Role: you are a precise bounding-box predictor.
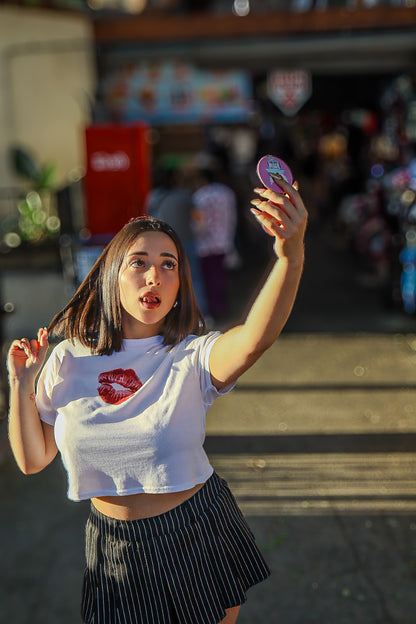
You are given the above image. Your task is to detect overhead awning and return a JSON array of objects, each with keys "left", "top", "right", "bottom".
[
  {"left": 97, "top": 30, "right": 416, "bottom": 74},
  {"left": 93, "top": 6, "right": 416, "bottom": 73}
]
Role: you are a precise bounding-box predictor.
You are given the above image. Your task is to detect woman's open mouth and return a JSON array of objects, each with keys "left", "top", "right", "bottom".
[
  {"left": 98, "top": 368, "right": 142, "bottom": 404},
  {"left": 140, "top": 293, "right": 161, "bottom": 309}
]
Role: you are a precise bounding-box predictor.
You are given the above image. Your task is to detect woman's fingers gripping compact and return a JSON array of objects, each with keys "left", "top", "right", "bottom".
[
  {"left": 250, "top": 173, "right": 308, "bottom": 258},
  {"left": 250, "top": 198, "right": 288, "bottom": 237},
  {"left": 251, "top": 178, "right": 305, "bottom": 233}
]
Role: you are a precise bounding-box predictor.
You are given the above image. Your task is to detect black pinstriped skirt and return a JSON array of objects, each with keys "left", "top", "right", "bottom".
[{"left": 81, "top": 472, "right": 270, "bottom": 624}]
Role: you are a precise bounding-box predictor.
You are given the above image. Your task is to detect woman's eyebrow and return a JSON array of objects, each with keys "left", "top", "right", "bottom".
[
  {"left": 161, "top": 252, "right": 178, "bottom": 261},
  {"left": 127, "top": 250, "right": 178, "bottom": 261}
]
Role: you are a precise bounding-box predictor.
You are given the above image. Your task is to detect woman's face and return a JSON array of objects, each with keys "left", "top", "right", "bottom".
[{"left": 118, "top": 231, "right": 180, "bottom": 339}]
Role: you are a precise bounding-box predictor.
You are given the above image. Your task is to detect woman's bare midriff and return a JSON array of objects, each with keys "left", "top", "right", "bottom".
[{"left": 91, "top": 482, "right": 205, "bottom": 520}]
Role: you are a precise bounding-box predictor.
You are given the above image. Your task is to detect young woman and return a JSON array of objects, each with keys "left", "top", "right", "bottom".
[{"left": 7, "top": 172, "right": 307, "bottom": 624}]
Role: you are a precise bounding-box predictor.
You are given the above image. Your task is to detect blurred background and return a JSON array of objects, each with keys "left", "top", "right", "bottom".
[
  {"left": 1, "top": 0, "right": 416, "bottom": 342},
  {"left": 1, "top": 2, "right": 416, "bottom": 623}
]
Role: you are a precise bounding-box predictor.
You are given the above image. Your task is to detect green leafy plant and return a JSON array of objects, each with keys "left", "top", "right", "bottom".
[{"left": 2, "top": 146, "right": 60, "bottom": 248}]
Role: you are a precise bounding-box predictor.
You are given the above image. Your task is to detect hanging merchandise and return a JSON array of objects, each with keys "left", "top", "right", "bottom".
[
  {"left": 267, "top": 69, "right": 312, "bottom": 117},
  {"left": 400, "top": 230, "right": 416, "bottom": 314},
  {"left": 407, "top": 101, "right": 416, "bottom": 141},
  {"left": 380, "top": 74, "right": 416, "bottom": 165},
  {"left": 338, "top": 187, "right": 393, "bottom": 287},
  {"left": 388, "top": 162, "right": 416, "bottom": 313},
  {"left": 335, "top": 74, "right": 416, "bottom": 314}
]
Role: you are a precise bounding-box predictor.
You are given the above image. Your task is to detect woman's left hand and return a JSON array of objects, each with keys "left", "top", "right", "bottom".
[{"left": 250, "top": 173, "right": 308, "bottom": 262}]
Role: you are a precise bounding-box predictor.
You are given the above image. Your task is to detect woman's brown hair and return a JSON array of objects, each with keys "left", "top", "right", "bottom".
[{"left": 48, "top": 217, "right": 206, "bottom": 354}]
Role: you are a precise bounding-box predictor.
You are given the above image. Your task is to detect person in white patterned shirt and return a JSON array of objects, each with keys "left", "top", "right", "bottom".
[{"left": 192, "top": 167, "right": 237, "bottom": 320}]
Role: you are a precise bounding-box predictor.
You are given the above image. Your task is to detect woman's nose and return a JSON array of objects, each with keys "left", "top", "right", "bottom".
[{"left": 145, "top": 266, "right": 161, "bottom": 285}]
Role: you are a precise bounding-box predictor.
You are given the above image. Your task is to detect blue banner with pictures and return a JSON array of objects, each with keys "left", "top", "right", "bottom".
[{"left": 100, "top": 60, "right": 253, "bottom": 124}]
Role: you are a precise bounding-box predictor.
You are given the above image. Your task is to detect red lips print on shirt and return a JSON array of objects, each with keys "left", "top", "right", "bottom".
[{"left": 98, "top": 368, "right": 142, "bottom": 405}]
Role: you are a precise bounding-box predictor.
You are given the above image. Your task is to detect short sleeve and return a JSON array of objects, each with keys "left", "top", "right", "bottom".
[
  {"left": 187, "top": 331, "right": 235, "bottom": 407},
  {"left": 36, "top": 346, "right": 61, "bottom": 426}
]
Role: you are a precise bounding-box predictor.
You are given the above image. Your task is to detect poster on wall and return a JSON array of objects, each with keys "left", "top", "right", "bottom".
[
  {"left": 267, "top": 69, "right": 312, "bottom": 116},
  {"left": 100, "top": 60, "right": 253, "bottom": 124}
]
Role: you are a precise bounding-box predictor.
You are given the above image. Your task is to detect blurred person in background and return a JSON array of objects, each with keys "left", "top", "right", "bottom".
[{"left": 192, "top": 166, "right": 238, "bottom": 321}]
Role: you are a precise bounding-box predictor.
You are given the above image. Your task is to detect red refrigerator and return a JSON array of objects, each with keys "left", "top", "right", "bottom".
[{"left": 84, "top": 123, "right": 151, "bottom": 239}]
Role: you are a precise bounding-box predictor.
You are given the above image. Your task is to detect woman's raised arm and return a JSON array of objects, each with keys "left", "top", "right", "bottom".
[
  {"left": 7, "top": 327, "right": 57, "bottom": 474},
  {"left": 209, "top": 174, "right": 307, "bottom": 391}
]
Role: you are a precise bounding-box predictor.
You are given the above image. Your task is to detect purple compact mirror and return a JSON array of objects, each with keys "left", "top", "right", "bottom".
[{"left": 257, "top": 155, "right": 293, "bottom": 193}]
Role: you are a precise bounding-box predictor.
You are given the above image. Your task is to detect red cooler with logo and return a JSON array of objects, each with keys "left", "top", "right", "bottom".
[{"left": 84, "top": 123, "right": 151, "bottom": 238}]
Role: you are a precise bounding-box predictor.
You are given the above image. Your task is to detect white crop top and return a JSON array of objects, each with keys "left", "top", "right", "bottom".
[{"left": 36, "top": 331, "right": 231, "bottom": 501}]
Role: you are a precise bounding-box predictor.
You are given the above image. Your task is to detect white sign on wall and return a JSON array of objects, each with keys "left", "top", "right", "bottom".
[{"left": 267, "top": 69, "right": 312, "bottom": 116}]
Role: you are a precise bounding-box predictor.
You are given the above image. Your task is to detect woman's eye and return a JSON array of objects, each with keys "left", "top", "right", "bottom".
[
  {"left": 131, "top": 259, "right": 145, "bottom": 268},
  {"left": 162, "top": 259, "right": 177, "bottom": 270}
]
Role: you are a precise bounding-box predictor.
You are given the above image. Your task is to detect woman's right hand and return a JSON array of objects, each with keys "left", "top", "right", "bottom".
[
  {"left": 7, "top": 327, "right": 57, "bottom": 474},
  {"left": 7, "top": 327, "right": 49, "bottom": 384}
]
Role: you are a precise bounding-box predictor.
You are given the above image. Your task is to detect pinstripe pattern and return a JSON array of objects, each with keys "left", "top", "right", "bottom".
[{"left": 81, "top": 472, "right": 270, "bottom": 624}]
